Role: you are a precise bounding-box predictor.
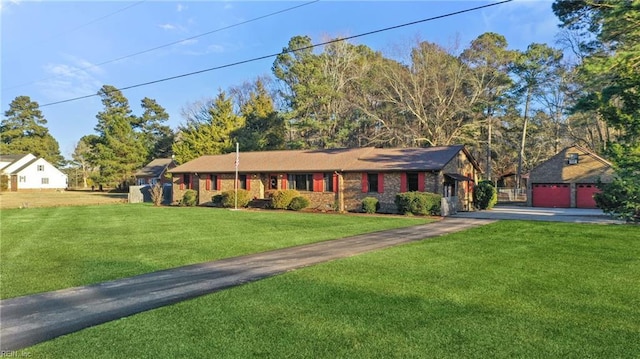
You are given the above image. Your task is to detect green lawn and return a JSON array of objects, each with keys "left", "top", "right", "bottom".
[
  {"left": 0, "top": 204, "right": 431, "bottom": 299},
  {"left": 26, "top": 221, "right": 640, "bottom": 358}
]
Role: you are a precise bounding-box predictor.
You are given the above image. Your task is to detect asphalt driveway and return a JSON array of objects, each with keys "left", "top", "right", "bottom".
[
  {"left": 452, "top": 205, "right": 624, "bottom": 224},
  {"left": 0, "top": 217, "right": 492, "bottom": 351}
]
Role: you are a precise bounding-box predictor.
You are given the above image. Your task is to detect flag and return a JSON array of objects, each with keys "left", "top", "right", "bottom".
[{"left": 234, "top": 143, "right": 239, "bottom": 169}]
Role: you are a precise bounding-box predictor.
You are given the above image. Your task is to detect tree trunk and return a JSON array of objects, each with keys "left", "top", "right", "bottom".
[{"left": 516, "top": 90, "right": 532, "bottom": 192}]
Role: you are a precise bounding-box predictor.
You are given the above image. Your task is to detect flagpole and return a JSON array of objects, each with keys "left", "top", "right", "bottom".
[{"left": 234, "top": 142, "right": 239, "bottom": 210}]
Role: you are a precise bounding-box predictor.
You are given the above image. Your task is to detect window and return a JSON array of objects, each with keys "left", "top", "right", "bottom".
[
  {"left": 407, "top": 172, "right": 419, "bottom": 192},
  {"left": 288, "top": 174, "right": 313, "bottom": 191},
  {"left": 183, "top": 174, "right": 191, "bottom": 190},
  {"left": 367, "top": 173, "right": 379, "bottom": 193},
  {"left": 324, "top": 173, "right": 334, "bottom": 192},
  {"left": 37, "top": 165, "right": 44, "bottom": 171},
  {"left": 568, "top": 153, "right": 579, "bottom": 165},
  {"left": 41, "top": 178, "right": 49, "bottom": 184},
  {"left": 238, "top": 174, "right": 247, "bottom": 190},
  {"left": 19, "top": 176, "right": 26, "bottom": 183},
  {"left": 206, "top": 174, "right": 218, "bottom": 191}
]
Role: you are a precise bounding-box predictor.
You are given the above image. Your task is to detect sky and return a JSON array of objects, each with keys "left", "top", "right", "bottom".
[{"left": 1, "top": 0, "right": 561, "bottom": 160}]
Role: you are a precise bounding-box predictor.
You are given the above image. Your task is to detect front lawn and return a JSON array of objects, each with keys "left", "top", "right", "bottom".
[
  {"left": 0, "top": 204, "right": 430, "bottom": 299},
  {"left": 27, "top": 221, "right": 640, "bottom": 358}
]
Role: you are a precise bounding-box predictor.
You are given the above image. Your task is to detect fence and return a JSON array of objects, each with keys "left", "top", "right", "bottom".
[{"left": 497, "top": 187, "right": 527, "bottom": 202}]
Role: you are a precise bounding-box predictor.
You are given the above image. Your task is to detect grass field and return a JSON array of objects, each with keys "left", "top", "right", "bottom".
[
  {"left": 0, "top": 204, "right": 431, "bottom": 299},
  {"left": 23, "top": 221, "right": 639, "bottom": 358},
  {"left": 0, "top": 190, "right": 127, "bottom": 209}
]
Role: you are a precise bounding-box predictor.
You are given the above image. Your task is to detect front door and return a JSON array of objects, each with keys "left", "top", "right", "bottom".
[
  {"left": 10, "top": 175, "right": 17, "bottom": 191},
  {"left": 269, "top": 175, "right": 278, "bottom": 190}
]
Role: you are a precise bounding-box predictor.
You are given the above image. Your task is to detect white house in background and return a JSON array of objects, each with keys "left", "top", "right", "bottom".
[{"left": 0, "top": 154, "right": 68, "bottom": 191}]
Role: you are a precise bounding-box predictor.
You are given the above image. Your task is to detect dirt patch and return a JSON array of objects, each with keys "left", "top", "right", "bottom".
[{"left": 0, "top": 190, "right": 128, "bottom": 209}]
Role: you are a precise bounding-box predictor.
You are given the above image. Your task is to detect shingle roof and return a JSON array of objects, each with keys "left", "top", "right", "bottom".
[
  {"left": 0, "top": 154, "right": 30, "bottom": 163},
  {"left": 170, "top": 146, "right": 474, "bottom": 174},
  {"left": 135, "top": 158, "right": 175, "bottom": 178}
]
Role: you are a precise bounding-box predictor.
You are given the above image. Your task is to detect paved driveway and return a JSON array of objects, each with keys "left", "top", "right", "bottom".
[
  {"left": 0, "top": 217, "right": 492, "bottom": 351},
  {"left": 452, "top": 205, "right": 624, "bottom": 224}
]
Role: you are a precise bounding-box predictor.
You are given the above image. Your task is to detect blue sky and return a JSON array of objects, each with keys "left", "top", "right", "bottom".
[{"left": 1, "top": 0, "right": 560, "bottom": 159}]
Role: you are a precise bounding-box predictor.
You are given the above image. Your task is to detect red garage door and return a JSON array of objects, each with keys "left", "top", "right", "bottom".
[
  {"left": 576, "top": 184, "right": 600, "bottom": 208},
  {"left": 532, "top": 183, "right": 571, "bottom": 208}
]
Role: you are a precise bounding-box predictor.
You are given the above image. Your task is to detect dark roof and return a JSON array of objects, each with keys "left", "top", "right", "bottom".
[
  {"left": 135, "top": 158, "right": 175, "bottom": 178},
  {"left": 170, "top": 145, "right": 478, "bottom": 174},
  {"left": 0, "top": 154, "right": 30, "bottom": 163},
  {"left": 13, "top": 158, "right": 40, "bottom": 173}
]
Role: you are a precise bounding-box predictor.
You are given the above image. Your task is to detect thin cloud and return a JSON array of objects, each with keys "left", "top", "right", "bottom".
[
  {"left": 39, "top": 59, "right": 103, "bottom": 101},
  {"left": 159, "top": 23, "right": 177, "bottom": 31},
  {"left": 177, "top": 3, "right": 185, "bottom": 12}
]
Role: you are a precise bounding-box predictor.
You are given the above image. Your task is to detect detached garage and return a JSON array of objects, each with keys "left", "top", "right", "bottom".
[{"left": 527, "top": 145, "right": 613, "bottom": 208}]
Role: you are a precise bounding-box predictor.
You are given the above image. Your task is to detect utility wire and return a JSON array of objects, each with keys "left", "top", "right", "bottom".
[
  {"left": 4, "top": 1, "right": 319, "bottom": 91},
  {"left": 35, "top": 1, "right": 147, "bottom": 46},
  {"left": 40, "top": 0, "right": 512, "bottom": 108}
]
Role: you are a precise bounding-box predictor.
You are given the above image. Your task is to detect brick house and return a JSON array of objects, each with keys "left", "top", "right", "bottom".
[
  {"left": 169, "top": 145, "right": 480, "bottom": 214},
  {"left": 527, "top": 144, "right": 614, "bottom": 208}
]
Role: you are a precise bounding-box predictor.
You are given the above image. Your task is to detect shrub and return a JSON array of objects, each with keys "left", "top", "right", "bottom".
[
  {"left": 181, "top": 189, "right": 198, "bottom": 207},
  {"left": 474, "top": 180, "right": 497, "bottom": 210},
  {"left": 395, "top": 192, "right": 442, "bottom": 216},
  {"left": 220, "top": 189, "right": 252, "bottom": 208},
  {"left": 362, "top": 197, "right": 380, "bottom": 214},
  {"left": 288, "top": 196, "right": 310, "bottom": 211},
  {"left": 271, "top": 189, "right": 300, "bottom": 209},
  {"left": 211, "top": 194, "right": 224, "bottom": 207},
  {"left": 150, "top": 183, "right": 164, "bottom": 206},
  {"left": 1, "top": 175, "right": 8, "bottom": 191}
]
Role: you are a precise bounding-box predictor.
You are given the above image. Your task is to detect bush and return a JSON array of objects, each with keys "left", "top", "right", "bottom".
[
  {"left": 474, "top": 180, "right": 497, "bottom": 210},
  {"left": 220, "top": 189, "right": 252, "bottom": 208},
  {"left": 362, "top": 197, "right": 380, "bottom": 214},
  {"left": 288, "top": 196, "right": 310, "bottom": 211},
  {"left": 181, "top": 189, "right": 198, "bottom": 207},
  {"left": 395, "top": 192, "right": 442, "bottom": 216},
  {"left": 150, "top": 183, "right": 164, "bottom": 206},
  {"left": 211, "top": 194, "right": 224, "bottom": 207},
  {"left": 1, "top": 175, "right": 8, "bottom": 191},
  {"left": 271, "top": 189, "right": 300, "bottom": 209}
]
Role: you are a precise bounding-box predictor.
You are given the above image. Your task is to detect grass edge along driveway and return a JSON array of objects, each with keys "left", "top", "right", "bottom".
[
  {"left": 25, "top": 220, "right": 640, "bottom": 358},
  {"left": 1, "top": 204, "right": 432, "bottom": 299}
]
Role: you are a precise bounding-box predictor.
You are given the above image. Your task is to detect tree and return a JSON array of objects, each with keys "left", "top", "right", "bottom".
[
  {"left": 91, "top": 85, "right": 146, "bottom": 189},
  {"left": 509, "top": 43, "right": 564, "bottom": 190},
  {"left": 553, "top": 0, "right": 640, "bottom": 221},
  {"left": 172, "top": 91, "right": 244, "bottom": 164},
  {"left": 460, "top": 32, "right": 514, "bottom": 182},
  {"left": 1, "top": 95, "right": 64, "bottom": 166},
  {"left": 233, "top": 79, "right": 286, "bottom": 151},
  {"left": 70, "top": 136, "right": 95, "bottom": 188},
  {"left": 138, "top": 97, "right": 174, "bottom": 160}
]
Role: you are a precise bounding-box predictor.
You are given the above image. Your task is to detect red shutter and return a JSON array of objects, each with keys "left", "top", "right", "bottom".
[
  {"left": 216, "top": 176, "right": 221, "bottom": 191},
  {"left": 281, "top": 176, "right": 287, "bottom": 189},
  {"left": 361, "top": 173, "right": 368, "bottom": 193},
  {"left": 418, "top": 172, "right": 425, "bottom": 192},
  {"left": 378, "top": 173, "right": 384, "bottom": 193},
  {"left": 400, "top": 173, "right": 407, "bottom": 193},
  {"left": 313, "top": 173, "right": 323, "bottom": 192},
  {"left": 246, "top": 175, "right": 251, "bottom": 191},
  {"left": 206, "top": 177, "right": 211, "bottom": 191},
  {"left": 333, "top": 173, "right": 338, "bottom": 193}
]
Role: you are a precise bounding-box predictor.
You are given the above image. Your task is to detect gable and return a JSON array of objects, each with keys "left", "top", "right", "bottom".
[{"left": 529, "top": 145, "right": 614, "bottom": 183}]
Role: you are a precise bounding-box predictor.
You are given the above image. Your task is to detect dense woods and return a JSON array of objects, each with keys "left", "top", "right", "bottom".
[{"left": 2, "top": 1, "right": 638, "bottom": 220}]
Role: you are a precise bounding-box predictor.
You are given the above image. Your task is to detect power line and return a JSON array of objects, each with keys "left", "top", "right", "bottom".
[
  {"left": 4, "top": 1, "right": 319, "bottom": 91},
  {"left": 40, "top": 0, "right": 513, "bottom": 108},
  {"left": 36, "top": 1, "right": 147, "bottom": 46}
]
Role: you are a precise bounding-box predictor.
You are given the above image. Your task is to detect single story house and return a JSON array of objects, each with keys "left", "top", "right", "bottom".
[
  {"left": 0, "top": 153, "right": 68, "bottom": 191},
  {"left": 134, "top": 158, "right": 176, "bottom": 186},
  {"left": 527, "top": 144, "right": 614, "bottom": 208},
  {"left": 169, "top": 145, "right": 480, "bottom": 214}
]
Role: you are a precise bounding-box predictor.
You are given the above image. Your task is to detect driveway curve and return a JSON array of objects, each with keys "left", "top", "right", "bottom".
[{"left": 0, "top": 217, "right": 492, "bottom": 351}]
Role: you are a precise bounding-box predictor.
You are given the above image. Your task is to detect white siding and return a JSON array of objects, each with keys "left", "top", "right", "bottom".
[{"left": 15, "top": 158, "right": 67, "bottom": 190}]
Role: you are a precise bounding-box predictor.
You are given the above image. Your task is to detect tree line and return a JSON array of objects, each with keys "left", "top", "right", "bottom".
[{"left": 1, "top": 1, "right": 637, "bottom": 220}]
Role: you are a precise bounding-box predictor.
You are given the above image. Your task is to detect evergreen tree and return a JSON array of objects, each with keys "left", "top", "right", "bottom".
[
  {"left": 233, "top": 80, "right": 286, "bottom": 151},
  {"left": 139, "top": 97, "right": 174, "bottom": 160},
  {"left": 1, "top": 95, "right": 64, "bottom": 166},
  {"left": 173, "top": 91, "right": 244, "bottom": 164},
  {"left": 91, "top": 85, "right": 146, "bottom": 189}
]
